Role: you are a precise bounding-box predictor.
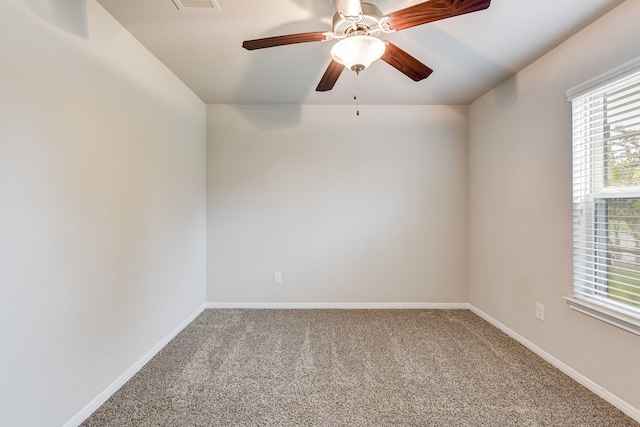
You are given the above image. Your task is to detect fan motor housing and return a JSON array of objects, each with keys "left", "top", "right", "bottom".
[{"left": 332, "top": 3, "right": 384, "bottom": 37}]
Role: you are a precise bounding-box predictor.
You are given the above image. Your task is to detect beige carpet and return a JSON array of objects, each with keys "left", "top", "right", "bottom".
[{"left": 82, "top": 309, "right": 638, "bottom": 426}]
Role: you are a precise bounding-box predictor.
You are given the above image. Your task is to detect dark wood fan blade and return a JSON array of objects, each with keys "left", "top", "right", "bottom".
[
  {"left": 316, "top": 60, "right": 345, "bottom": 92},
  {"left": 387, "top": 0, "right": 491, "bottom": 32},
  {"left": 381, "top": 42, "right": 433, "bottom": 81},
  {"left": 242, "top": 32, "right": 327, "bottom": 50},
  {"left": 333, "top": 0, "right": 362, "bottom": 19}
]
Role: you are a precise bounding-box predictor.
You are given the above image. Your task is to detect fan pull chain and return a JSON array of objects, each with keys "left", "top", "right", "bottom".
[{"left": 354, "top": 71, "right": 360, "bottom": 116}]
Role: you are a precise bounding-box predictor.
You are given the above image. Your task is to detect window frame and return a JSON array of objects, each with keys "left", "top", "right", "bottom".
[{"left": 566, "top": 56, "right": 640, "bottom": 335}]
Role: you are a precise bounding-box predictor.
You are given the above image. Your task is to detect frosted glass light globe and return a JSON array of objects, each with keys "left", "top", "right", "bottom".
[{"left": 331, "top": 36, "right": 386, "bottom": 72}]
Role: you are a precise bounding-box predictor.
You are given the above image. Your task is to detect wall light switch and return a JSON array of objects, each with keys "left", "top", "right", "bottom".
[
  {"left": 536, "top": 303, "right": 545, "bottom": 321},
  {"left": 274, "top": 272, "right": 282, "bottom": 284}
]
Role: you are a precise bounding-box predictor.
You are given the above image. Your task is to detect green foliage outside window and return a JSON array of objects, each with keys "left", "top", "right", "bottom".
[{"left": 604, "top": 126, "right": 640, "bottom": 306}]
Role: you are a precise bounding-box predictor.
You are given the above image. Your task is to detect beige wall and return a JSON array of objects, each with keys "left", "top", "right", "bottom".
[
  {"left": 468, "top": 0, "right": 640, "bottom": 412},
  {"left": 0, "top": 1, "right": 206, "bottom": 426},
  {"left": 207, "top": 104, "right": 467, "bottom": 304}
]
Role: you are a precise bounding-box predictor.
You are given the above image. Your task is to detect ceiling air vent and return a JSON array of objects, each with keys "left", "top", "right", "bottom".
[{"left": 172, "top": 0, "right": 220, "bottom": 10}]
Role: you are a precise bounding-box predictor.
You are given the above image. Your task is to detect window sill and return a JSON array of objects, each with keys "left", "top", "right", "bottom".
[{"left": 564, "top": 297, "right": 640, "bottom": 336}]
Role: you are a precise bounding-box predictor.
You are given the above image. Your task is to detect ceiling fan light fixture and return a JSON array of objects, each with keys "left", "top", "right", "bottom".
[{"left": 330, "top": 35, "right": 385, "bottom": 73}]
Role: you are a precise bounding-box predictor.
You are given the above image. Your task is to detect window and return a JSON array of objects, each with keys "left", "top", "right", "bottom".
[{"left": 567, "top": 57, "right": 640, "bottom": 334}]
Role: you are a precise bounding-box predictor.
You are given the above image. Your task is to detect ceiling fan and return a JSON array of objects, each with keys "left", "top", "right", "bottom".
[{"left": 242, "top": 0, "right": 491, "bottom": 92}]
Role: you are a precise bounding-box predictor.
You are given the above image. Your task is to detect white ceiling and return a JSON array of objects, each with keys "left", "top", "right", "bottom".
[{"left": 96, "top": 0, "right": 625, "bottom": 105}]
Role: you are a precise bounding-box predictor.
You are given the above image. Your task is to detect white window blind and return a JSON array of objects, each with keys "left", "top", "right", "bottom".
[{"left": 569, "top": 60, "right": 640, "bottom": 329}]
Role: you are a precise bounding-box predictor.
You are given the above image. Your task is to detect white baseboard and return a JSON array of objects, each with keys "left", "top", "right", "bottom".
[
  {"left": 64, "top": 303, "right": 207, "bottom": 427},
  {"left": 206, "top": 302, "right": 471, "bottom": 309},
  {"left": 469, "top": 306, "right": 640, "bottom": 423}
]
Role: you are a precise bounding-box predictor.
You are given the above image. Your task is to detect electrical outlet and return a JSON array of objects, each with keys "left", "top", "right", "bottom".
[
  {"left": 536, "top": 303, "right": 545, "bottom": 321},
  {"left": 274, "top": 272, "right": 282, "bottom": 284}
]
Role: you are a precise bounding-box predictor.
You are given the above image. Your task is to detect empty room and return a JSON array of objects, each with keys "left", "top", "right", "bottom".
[{"left": 2, "top": 0, "right": 640, "bottom": 425}]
